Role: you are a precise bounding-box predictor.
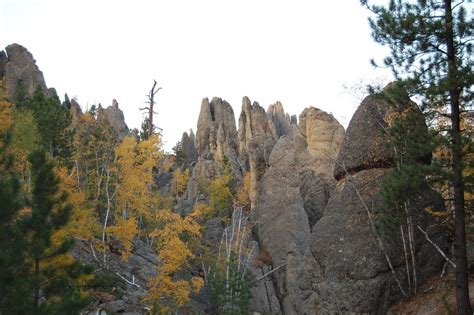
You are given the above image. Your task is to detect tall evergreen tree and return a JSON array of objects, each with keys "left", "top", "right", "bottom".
[
  {"left": 0, "top": 157, "right": 32, "bottom": 313},
  {"left": 361, "top": 0, "right": 473, "bottom": 312},
  {"left": 22, "top": 149, "right": 90, "bottom": 313},
  {"left": 27, "top": 87, "right": 75, "bottom": 167}
]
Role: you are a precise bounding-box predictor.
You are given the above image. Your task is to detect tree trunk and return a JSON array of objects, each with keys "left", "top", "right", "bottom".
[
  {"left": 34, "top": 258, "right": 40, "bottom": 311},
  {"left": 445, "top": 0, "right": 472, "bottom": 313}
]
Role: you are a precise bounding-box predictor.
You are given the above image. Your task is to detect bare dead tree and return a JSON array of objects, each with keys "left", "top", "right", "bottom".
[{"left": 140, "top": 80, "right": 162, "bottom": 136}]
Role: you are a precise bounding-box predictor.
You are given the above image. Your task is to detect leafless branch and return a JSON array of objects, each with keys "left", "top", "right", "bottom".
[
  {"left": 116, "top": 272, "right": 140, "bottom": 288},
  {"left": 253, "top": 263, "right": 287, "bottom": 283},
  {"left": 416, "top": 225, "right": 456, "bottom": 268}
]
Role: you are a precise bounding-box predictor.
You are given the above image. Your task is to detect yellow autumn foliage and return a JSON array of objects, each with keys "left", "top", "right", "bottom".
[
  {"left": 32, "top": 166, "right": 97, "bottom": 290},
  {"left": 146, "top": 208, "right": 202, "bottom": 311},
  {"left": 115, "top": 135, "right": 162, "bottom": 220},
  {"left": 173, "top": 168, "right": 190, "bottom": 196},
  {"left": 55, "top": 166, "right": 98, "bottom": 241},
  {"left": 235, "top": 172, "right": 251, "bottom": 207},
  {"left": 191, "top": 203, "right": 214, "bottom": 220},
  {"left": 106, "top": 217, "right": 138, "bottom": 260},
  {"left": 208, "top": 173, "right": 233, "bottom": 213}
]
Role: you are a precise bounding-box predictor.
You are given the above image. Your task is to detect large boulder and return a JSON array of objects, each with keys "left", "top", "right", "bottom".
[
  {"left": 299, "top": 107, "right": 345, "bottom": 181},
  {"left": 3, "top": 43, "right": 48, "bottom": 101},
  {"left": 299, "top": 87, "right": 446, "bottom": 314},
  {"left": 300, "top": 169, "right": 446, "bottom": 314},
  {"left": 333, "top": 93, "right": 396, "bottom": 180}
]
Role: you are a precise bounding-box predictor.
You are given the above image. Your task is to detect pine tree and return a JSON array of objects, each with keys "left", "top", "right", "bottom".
[
  {"left": 0, "top": 81, "right": 32, "bottom": 313},
  {"left": 172, "top": 141, "right": 186, "bottom": 167},
  {"left": 361, "top": 0, "right": 473, "bottom": 312},
  {"left": 140, "top": 116, "right": 151, "bottom": 141},
  {"left": 27, "top": 87, "right": 75, "bottom": 167},
  {"left": 22, "top": 149, "right": 91, "bottom": 313},
  {"left": 0, "top": 165, "right": 32, "bottom": 313}
]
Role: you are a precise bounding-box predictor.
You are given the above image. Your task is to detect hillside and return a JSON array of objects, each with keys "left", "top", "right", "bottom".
[{"left": 0, "top": 43, "right": 472, "bottom": 314}]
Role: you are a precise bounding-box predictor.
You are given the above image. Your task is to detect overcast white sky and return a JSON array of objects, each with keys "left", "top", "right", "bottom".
[{"left": 1, "top": 0, "right": 392, "bottom": 151}]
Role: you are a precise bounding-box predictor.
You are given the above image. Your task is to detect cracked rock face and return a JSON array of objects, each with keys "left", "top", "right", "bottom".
[{"left": 255, "top": 128, "right": 331, "bottom": 314}]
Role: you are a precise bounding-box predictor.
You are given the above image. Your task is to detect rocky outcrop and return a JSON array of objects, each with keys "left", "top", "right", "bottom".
[
  {"left": 2, "top": 44, "right": 48, "bottom": 101},
  {"left": 180, "top": 130, "right": 198, "bottom": 167},
  {"left": 299, "top": 107, "right": 345, "bottom": 181},
  {"left": 300, "top": 169, "right": 446, "bottom": 314},
  {"left": 267, "top": 101, "right": 296, "bottom": 138},
  {"left": 298, "top": 89, "right": 446, "bottom": 314},
  {"left": 238, "top": 97, "right": 278, "bottom": 208},
  {"left": 184, "top": 159, "right": 221, "bottom": 203},
  {"left": 196, "top": 97, "right": 238, "bottom": 159},
  {"left": 333, "top": 93, "right": 395, "bottom": 180},
  {"left": 255, "top": 128, "right": 332, "bottom": 314},
  {"left": 70, "top": 98, "right": 83, "bottom": 126},
  {"left": 193, "top": 97, "right": 242, "bottom": 188},
  {"left": 248, "top": 241, "right": 282, "bottom": 314},
  {"left": 238, "top": 97, "right": 275, "bottom": 168},
  {"left": 73, "top": 239, "right": 157, "bottom": 314},
  {"left": 256, "top": 130, "right": 312, "bottom": 266},
  {"left": 98, "top": 99, "right": 129, "bottom": 139}
]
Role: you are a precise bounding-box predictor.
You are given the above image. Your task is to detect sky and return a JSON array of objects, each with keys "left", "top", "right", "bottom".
[{"left": 0, "top": 0, "right": 392, "bottom": 151}]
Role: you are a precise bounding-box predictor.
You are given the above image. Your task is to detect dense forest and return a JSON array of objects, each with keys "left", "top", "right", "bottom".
[{"left": 0, "top": 0, "right": 473, "bottom": 314}]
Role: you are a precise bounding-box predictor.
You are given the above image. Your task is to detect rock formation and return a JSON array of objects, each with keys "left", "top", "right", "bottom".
[
  {"left": 180, "top": 130, "right": 198, "bottom": 167},
  {"left": 238, "top": 97, "right": 280, "bottom": 208},
  {"left": 267, "top": 101, "right": 296, "bottom": 138},
  {"left": 298, "top": 90, "right": 446, "bottom": 314},
  {"left": 196, "top": 97, "right": 238, "bottom": 160},
  {"left": 73, "top": 239, "right": 157, "bottom": 314},
  {"left": 299, "top": 107, "right": 345, "bottom": 181},
  {"left": 1, "top": 43, "right": 48, "bottom": 101},
  {"left": 333, "top": 92, "right": 396, "bottom": 180},
  {"left": 4, "top": 44, "right": 451, "bottom": 315},
  {"left": 69, "top": 98, "right": 84, "bottom": 126},
  {"left": 98, "top": 99, "right": 129, "bottom": 139}
]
